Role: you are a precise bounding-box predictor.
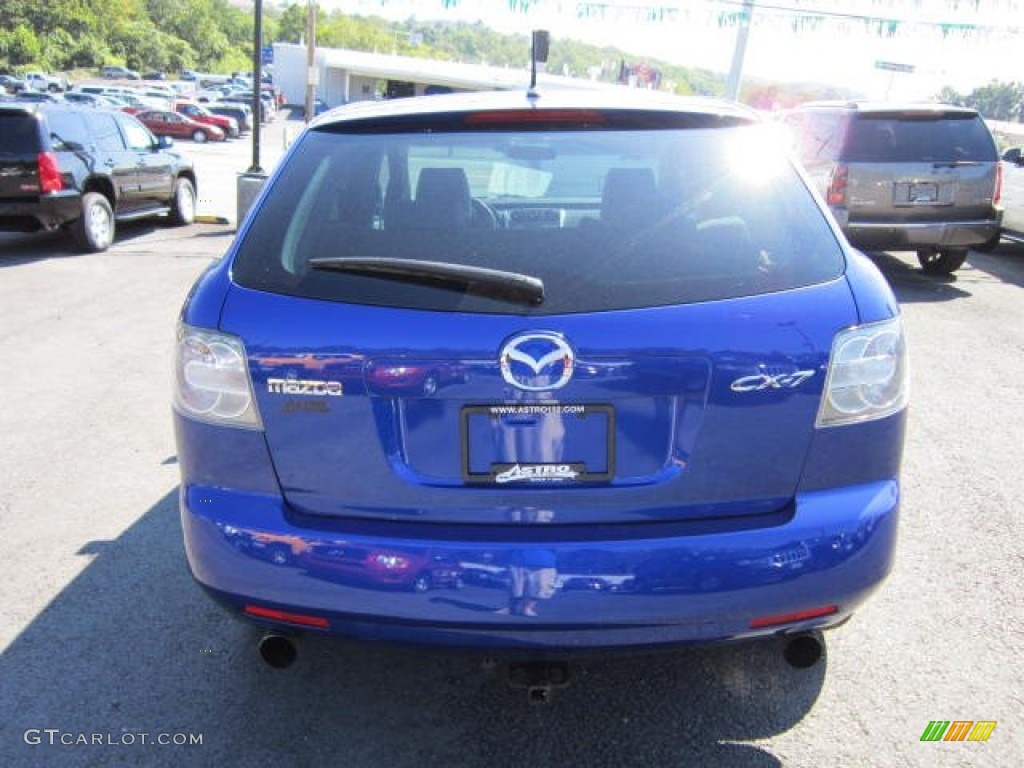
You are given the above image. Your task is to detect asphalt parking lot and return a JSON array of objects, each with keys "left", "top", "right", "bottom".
[{"left": 0, "top": 118, "right": 1021, "bottom": 766}]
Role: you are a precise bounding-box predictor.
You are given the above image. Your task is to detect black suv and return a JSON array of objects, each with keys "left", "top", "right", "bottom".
[
  {"left": 782, "top": 102, "right": 1002, "bottom": 274},
  {"left": 0, "top": 103, "right": 197, "bottom": 252}
]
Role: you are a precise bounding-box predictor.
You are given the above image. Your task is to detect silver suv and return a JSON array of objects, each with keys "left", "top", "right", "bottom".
[{"left": 783, "top": 102, "right": 1002, "bottom": 274}]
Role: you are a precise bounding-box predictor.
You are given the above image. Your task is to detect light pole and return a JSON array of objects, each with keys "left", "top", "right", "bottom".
[
  {"left": 726, "top": 0, "right": 755, "bottom": 102},
  {"left": 305, "top": 1, "right": 317, "bottom": 124},
  {"left": 249, "top": 0, "right": 264, "bottom": 173}
]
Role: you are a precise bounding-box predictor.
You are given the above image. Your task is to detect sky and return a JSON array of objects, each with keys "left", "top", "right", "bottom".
[{"left": 308, "top": 0, "right": 1024, "bottom": 99}]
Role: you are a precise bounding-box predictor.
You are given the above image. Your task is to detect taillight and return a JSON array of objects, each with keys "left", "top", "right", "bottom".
[
  {"left": 826, "top": 163, "right": 847, "bottom": 207},
  {"left": 816, "top": 317, "right": 909, "bottom": 428},
  {"left": 994, "top": 162, "right": 1002, "bottom": 205},
  {"left": 37, "top": 151, "right": 63, "bottom": 193},
  {"left": 173, "top": 324, "right": 261, "bottom": 428}
]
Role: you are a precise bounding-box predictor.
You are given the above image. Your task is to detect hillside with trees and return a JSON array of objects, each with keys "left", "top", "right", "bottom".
[
  {"left": 2, "top": 1, "right": 861, "bottom": 105},
  {"left": 0, "top": 1, "right": 257, "bottom": 74},
  {"left": 0, "top": 1, "right": 729, "bottom": 95}
]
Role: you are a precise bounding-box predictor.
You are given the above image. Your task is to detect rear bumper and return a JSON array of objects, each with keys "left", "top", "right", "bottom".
[
  {"left": 0, "top": 192, "right": 81, "bottom": 232},
  {"left": 834, "top": 210, "right": 1002, "bottom": 250},
  {"left": 180, "top": 479, "right": 899, "bottom": 651}
]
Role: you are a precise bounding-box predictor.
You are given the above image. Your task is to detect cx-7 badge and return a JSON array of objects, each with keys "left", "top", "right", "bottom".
[{"left": 730, "top": 369, "right": 816, "bottom": 392}]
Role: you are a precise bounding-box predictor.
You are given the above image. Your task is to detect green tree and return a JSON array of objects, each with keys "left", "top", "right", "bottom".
[
  {"left": 276, "top": 3, "right": 310, "bottom": 44},
  {"left": 1, "top": 25, "right": 43, "bottom": 66},
  {"left": 41, "top": 28, "right": 77, "bottom": 70},
  {"left": 937, "top": 81, "right": 1024, "bottom": 121},
  {"left": 936, "top": 86, "right": 964, "bottom": 105},
  {"left": 965, "top": 81, "right": 1024, "bottom": 121},
  {"left": 66, "top": 35, "right": 115, "bottom": 69}
]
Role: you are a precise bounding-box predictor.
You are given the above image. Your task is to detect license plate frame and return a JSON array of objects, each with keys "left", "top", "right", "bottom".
[{"left": 460, "top": 403, "right": 615, "bottom": 485}]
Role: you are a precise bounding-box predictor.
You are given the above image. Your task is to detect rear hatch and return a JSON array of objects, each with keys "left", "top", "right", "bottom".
[
  {"left": 223, "top": 282, "right": 854, "bottom": 525},
  {"left": 222, "top": 104, "right": 854, "bottom": 526},
  {"left": 841, "top": 109, "right": 998, "bottom": 223},
  {"left": 0, "top": 108, "right": 42, "bottom": 201}
]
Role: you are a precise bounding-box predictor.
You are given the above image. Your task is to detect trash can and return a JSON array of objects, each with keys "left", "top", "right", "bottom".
[{"left": 236, "top": 171, "right": 268, "bottom": 228}]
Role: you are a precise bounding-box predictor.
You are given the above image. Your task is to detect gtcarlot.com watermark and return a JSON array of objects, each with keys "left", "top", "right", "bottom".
[{"left": 24, "top": 729, "right": 203, "bottom": 747}]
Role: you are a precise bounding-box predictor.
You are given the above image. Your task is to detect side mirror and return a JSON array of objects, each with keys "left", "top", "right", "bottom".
[{"left": 156, "top": 135, "right": 174, "bottom": 149}]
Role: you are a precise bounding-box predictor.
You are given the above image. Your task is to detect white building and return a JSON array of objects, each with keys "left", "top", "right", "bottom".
[{"left": 272, "top": 42, "right": 616, "bottom": 107}]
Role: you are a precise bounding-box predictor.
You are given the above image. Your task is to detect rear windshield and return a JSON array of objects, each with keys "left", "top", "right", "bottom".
[
  {"left": 0, "top": 112, "right": 40, "bottom": 154},
  {"left": 843, "top": 113, "right": 997, "bottom": 163},
  {"left": 232, "top": 120, "right": 844, "bottom": 314}
]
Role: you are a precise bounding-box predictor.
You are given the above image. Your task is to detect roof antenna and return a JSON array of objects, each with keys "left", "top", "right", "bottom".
[{"left": 528, "top": 30, "right": 549, "bottom": 99}]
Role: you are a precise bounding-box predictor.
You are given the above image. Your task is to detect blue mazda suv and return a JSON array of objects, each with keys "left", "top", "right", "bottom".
[{"left": 174, "top": 90, "right": 907, "bottom": 663}]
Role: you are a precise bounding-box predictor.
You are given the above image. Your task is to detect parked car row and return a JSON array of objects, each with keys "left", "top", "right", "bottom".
[
  {"left": 71, "top": 81, "right": 257, "bottom": 135},
  {"left": 1, "top": 68, "right": 275, "bottom": 131},
  {"left": 195, "top": 82, "right": 282, "bottom": 123},
  {"left": 1, "top": 86, "right": 249, "bottom": 141}
]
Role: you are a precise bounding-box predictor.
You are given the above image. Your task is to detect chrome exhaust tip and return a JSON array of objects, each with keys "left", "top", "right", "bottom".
[
  {"left": 783, "top": 632, "right": 824, "bottom": 669},
  {"left": 257, "top": 633, "right": 297, "bottom": 669}
]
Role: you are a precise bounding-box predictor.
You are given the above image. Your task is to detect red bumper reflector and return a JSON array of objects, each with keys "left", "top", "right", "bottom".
[
  {"left": 749, "top": 605, "right": 838, "bottom": 629},
  {"left": 244, "top": 604, "right": 330, "bottom": 629}
]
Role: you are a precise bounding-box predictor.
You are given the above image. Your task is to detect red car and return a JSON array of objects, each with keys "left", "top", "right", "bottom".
[
  {"left": 134, "top": 109, "right": 225, "bottom": 142},
  {"left": 365, "top": 361, "right": 468, "bottom": 396},
  {"left": 299, "top": 545, "right": 464, "bottom": 593},
  {"left": 174, "top": 101, "right": 238, "bottom": 138}
]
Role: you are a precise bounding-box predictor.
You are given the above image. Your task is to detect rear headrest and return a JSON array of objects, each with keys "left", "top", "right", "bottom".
[
  {"left": 600, "top": 167, "right": 658, "bottom": 230},
  {"left": 413, "top": 167, "right": 473, "bottom": 229}
]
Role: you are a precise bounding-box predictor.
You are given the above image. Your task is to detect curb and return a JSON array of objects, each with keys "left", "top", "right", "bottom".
[{"left": 194, "top": 215, "right": 232, "bottom": 225}]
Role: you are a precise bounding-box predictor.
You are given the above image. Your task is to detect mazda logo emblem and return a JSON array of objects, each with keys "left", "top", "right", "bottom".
[{"left": 499, "top": 332, "right": 575, "bottom": 392}]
